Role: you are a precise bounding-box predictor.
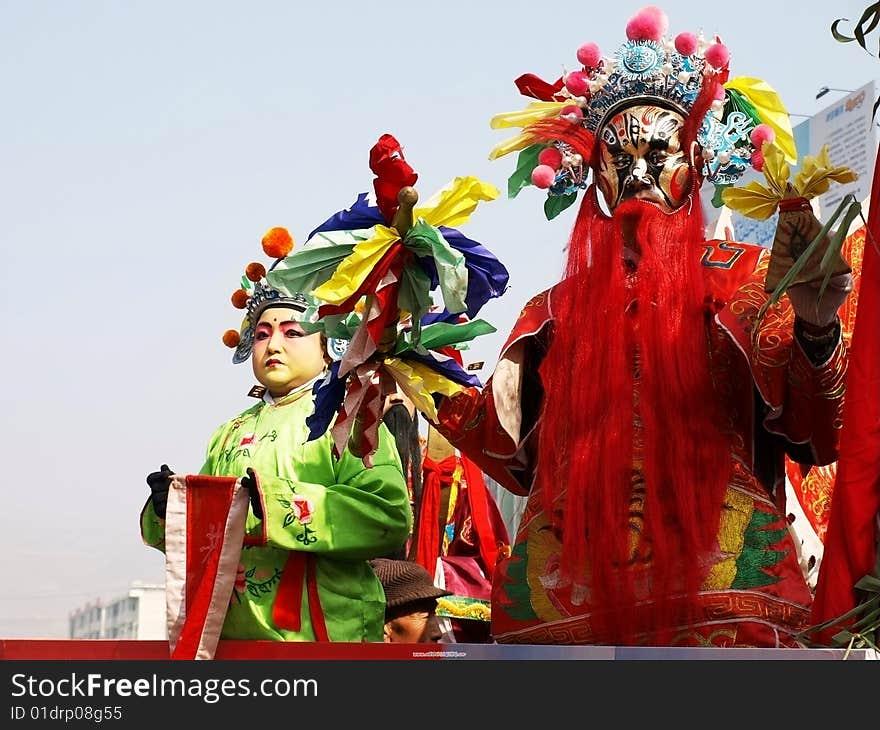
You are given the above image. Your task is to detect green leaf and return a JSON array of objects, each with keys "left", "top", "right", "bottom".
[
  {"left": 855, "top": 575, "right": 880, "bottom": 592},
  {"left": 283, "top": 512, "right": 295, "bottom": 528},
  {"left": 831, "top": 18, "right": 856, "bottom": 43},
  {"left": 508, "top": 144, "right": 544, "bottom": 199},
  {"left": 831, "top": 629, "right": 854, "bottom": 645},
  {"left": 544, "top": 192, "right": 577, "bottom": 220},
  {"left": 852, "top": 605, "right": 880, "bottom": 630},
  {"left": 854, "top": 3, "right": 880, "bottom": 52},
  {"left": 818, "top": 200, "right": 863, "bottom": 302}
]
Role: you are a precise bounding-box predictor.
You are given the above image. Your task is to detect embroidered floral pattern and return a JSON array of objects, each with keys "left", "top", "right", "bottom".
[
  {"left": 229, "top": 564, "right": 283, "bottom": 605},
  {"left": 278, "top": 497, "right": 315, "bottom": 527}
]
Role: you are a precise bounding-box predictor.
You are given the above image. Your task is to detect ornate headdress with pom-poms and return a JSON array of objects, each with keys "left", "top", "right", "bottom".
[
  {"left": 491, "top": 4, "right": 796, "bottom": 219},
  {"left": 222, "top": 227, "right": 319, "bottom": 364}
]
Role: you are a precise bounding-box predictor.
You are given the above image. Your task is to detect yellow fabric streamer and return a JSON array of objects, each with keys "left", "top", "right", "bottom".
[
  {"left": 724, "top": 76, "right": 797, "bottom": 163},
  {"left": 384, "top": 357, "right": 464, "bottom": 422},
  {"left": 488, "top": 131, "right": 541, "bottom": 161},
  {"left": 489, "top": 101, "right": 568, "bottom": 130},
  {"left": 311, "top": 225, "right": 399, "bottom": 304},
  {"left": 415, "top": 176, "right": 500, "bottom": 229},
  {"left": 488, "top": 101, "right": 567, "bottom": 161},
  {"left": 311, "top": 177, "right": 497, "bottom": 305}
]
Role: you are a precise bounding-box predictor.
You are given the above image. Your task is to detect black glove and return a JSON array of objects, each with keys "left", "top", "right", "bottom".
[
  {"left": 241, "top": 467, "right": 263, "bottom": 520},
  {"left": 146, "top": 464, "right": 174, "bottom": 519}
]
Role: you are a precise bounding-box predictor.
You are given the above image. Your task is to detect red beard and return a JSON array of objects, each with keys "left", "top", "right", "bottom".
[{"left": 536, "top": 189, "right": 731, "bottom": 644}]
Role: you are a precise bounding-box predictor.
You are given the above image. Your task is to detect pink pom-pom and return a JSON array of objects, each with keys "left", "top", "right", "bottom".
[
  {"left": 560, "top": 104, "right": 584, "bottom": 123},
  {"left": 564, "top": 71, "right": 589, "bottom": 96},
  {"left": 750, "top": 124, "right": 775, "bottom": 148},
  {"left": 704, "top": 42, "right": 730, "bottom": 69},
  {"left": 576, "top": 42, "right": 602, "bottom": 68},
  {"left": 531, "top": 165, "right": 557, "bottom": 189},
  {"left": 626, "top": 6, "right": 669, "bottom": 41},
  {"left": 751, "top": 150, "right": 765, "bottom": 172},
  {"left": 538, "top": 148, "right": 563, "bottom": 169},
  {"left": 674, "top": 32, "right": 698, "bottom": 56}
]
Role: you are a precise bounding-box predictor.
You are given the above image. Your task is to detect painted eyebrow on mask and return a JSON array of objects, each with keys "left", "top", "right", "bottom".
[{"left": 255, "top": 319, "right": 302, "bottom": 332}]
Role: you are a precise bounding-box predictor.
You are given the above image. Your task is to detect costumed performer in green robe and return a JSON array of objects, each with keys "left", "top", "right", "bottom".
[{"left": 141, "top": 226, "right": 411, "bottom": 642}]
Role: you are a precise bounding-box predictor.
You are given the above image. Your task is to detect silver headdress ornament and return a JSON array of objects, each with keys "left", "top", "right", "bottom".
[
  {"left": 232, "top": 284, "right": 314, "bottom": 365},
  {"left": 222, "top": 227, "right": 323, "bottom": 365},
  {"left": 581, "top": 37, "right": 710, "bottom": 133}
]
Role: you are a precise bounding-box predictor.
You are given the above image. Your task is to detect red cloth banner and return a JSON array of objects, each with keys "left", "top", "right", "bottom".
[{"left": 164, "top": 475, "right": 249, "bottom": 660}]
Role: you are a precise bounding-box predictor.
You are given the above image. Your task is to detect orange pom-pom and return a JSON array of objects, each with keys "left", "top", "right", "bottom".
[
  {"left": 262, "top": 227, "right": 294, "bottom": 258},
  {"left": 231, "top": 289, "right": 249, "bottom": 309},
  {"left": 245, "top": 262, "right": 266, "bottom": 282},
  {"left": 222, "top": 329, "right": 241, "bottom": 348}
]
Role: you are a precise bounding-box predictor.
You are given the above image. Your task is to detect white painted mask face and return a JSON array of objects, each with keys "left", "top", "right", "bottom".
[
  {"left": 596, "top": 103, "right": 693, "bottom": 212},
  {"left": 251, "top": 306, "right": 325, "bottom": 397}
]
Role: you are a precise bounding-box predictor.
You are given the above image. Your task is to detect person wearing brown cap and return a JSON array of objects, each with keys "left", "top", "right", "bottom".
[{"left": 370, "top": 559, "right": 452, "bottom": 643}]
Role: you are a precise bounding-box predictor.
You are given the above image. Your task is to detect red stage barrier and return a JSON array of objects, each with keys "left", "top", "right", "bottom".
[
  {"left": 1, "top": 639, "right": 875, "bottom": 660},
  {"left": 0, "top": 639, "right": 439, "bottom": 660}
]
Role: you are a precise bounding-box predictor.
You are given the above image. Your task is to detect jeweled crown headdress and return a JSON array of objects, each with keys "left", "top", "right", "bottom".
[{"left": 490, "top": 5, "right": 796, "bottom": 218}]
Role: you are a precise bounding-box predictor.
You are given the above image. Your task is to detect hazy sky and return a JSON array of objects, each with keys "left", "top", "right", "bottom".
[{"left": 2, "top": 0, "right": 879, "bottom": 638}]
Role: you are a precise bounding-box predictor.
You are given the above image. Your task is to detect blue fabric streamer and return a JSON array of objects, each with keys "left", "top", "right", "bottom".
[
  {"left": 416, "top": 226, "right": 509, "bottom": 319},
  {"left": 403, "top": 350, "right": 483, "bottom": 389},
  {"left": 305, "top": 360, "right": 347, "bottom": 441},
  {"left": 307, "top": 193, "right": 384, "bottom": 239}
]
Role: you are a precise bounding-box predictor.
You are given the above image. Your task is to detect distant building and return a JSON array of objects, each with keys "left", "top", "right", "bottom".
[{"left": 69, "top": 582, "right": 166, "bottom": 640}]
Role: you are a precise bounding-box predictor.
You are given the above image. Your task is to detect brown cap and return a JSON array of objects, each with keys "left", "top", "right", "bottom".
[{"left": 369, "top": 558, "right": 452, "bottom": 608}]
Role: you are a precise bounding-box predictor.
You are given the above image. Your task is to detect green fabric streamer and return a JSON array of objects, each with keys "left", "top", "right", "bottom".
[
  {"left": 395, "top": 318, "right": 496, "bottom": 356},
  {"left": 724, "top": 88, "right": 762, "bottom": 127},
  {"left": 397, "top": 264, "right": 434, "bottom": 347},
  {"left": 266, "top": 231, "right": 364, "bottom": 297},
  {"left": 404, "top": 219, "right": 468, "bottom": 315}
]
